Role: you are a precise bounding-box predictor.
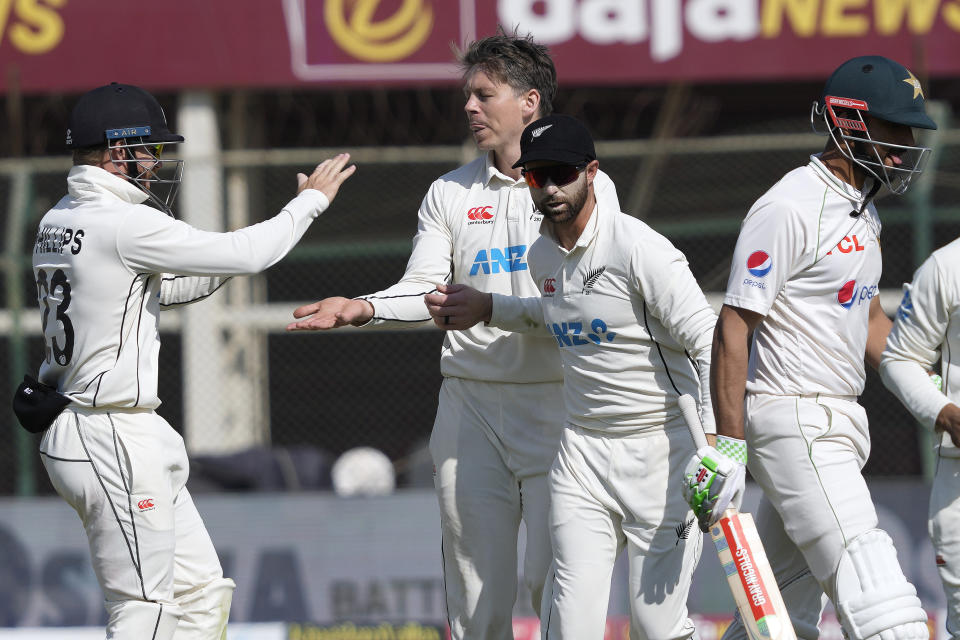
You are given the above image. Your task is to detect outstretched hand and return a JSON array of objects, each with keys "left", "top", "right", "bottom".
[
  {"left": 297, "top": 153, "right": 356, "bottom": 202},
  {"left": 287, "top": 296, "right": 374, "bottom": 331},
  {"left": 424, "top": 283, "right": 492, "bottom": 330}
]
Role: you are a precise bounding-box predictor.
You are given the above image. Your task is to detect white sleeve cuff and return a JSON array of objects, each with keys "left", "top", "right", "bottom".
[{"left": 289, "top": 189, "right": 330, "bottom": 219}]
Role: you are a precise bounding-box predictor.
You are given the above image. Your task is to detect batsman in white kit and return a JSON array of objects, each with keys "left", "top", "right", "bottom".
[
  {"left": 881, "top": 239, "right": 960, "bottom": 639},
  {"left": 683, "top": 56, "right": 937, "bottom": 640},
  {"left": 19, "top": 83, "right": 354, "bottom": 639},
  {"left": 425, "top": 114, "right": 716, "bottom": 640}
]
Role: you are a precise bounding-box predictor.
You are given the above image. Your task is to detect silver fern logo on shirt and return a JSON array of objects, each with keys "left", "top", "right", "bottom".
[{"left": 582, "top": 267, "right": 605, "bottom": 294}]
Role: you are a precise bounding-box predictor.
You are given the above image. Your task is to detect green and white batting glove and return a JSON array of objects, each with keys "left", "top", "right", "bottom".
[{"left": 682, "top": 436, "right": 747, "bottom": 532}]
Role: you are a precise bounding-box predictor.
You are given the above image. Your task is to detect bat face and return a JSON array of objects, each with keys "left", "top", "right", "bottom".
[{"left": 711, "top": 512, "right": 796, "bottom": 640}]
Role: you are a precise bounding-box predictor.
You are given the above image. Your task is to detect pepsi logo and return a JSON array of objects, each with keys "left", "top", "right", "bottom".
[
  {"left": 838, "top": 280, "right": 857, "bottom": 308},
  {"left": 746, "top": 251, "right": 772, "bottom": 278}
]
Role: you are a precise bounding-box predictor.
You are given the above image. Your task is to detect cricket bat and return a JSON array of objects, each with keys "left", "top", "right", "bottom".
[{"left": 677, "top": 394, "right": 797, "bottom": 640}]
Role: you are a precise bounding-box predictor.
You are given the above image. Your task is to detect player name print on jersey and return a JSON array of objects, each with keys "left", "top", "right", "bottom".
[
  {"left": 469, "top": 245, "right": 527, "bottom": 275},
  {"left": 549, "top": 318, "right": 617, "bottom": 347},
  {"left": 34, "top": 224, "right": 84, "bottom": 255}
]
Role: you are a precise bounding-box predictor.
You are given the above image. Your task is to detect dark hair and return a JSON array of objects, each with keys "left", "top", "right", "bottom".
[
  {"left": 72, "top": 146, "right": 106, "bottom": 166},
  {"left": 457, "top": 27, "right": 557, "bottom": 117}
]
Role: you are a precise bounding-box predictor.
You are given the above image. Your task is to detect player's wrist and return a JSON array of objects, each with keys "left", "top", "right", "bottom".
[
  {"left": 482, "top": 293, "right": 493, "bottom": 324},
  {"left": 349, "top": 299, "right": 375, "bottom": 326}
]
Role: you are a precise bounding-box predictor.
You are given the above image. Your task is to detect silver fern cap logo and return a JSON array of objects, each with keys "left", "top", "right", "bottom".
[
  {"left": 531, "top": 124, "right": 553, "bottom": 138},
  {"left": 582, "top": 266, "right": 606, "bottom": 294}
]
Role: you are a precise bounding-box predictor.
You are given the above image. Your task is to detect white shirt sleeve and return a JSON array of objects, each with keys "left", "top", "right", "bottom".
[
  {"left": 361, "top": 180, "right": 454, "bottom": 328},
  {"left": 724, "top": 201, "right": 806, "bottom": 316},
  {"left": 634, "top": 240, "right": 718, "bottom": 434},
  {"left": 158, "top": 276, "right": 231, "bottom": 308},
  {"left": 488, "top": 293, "right": 546, "bottom": 333},
  {"left": 880, "top": 255, "right": 952, "bottom": 430},
  {"left": 117, "top": 190, "right": 329, "bottom": 275}
]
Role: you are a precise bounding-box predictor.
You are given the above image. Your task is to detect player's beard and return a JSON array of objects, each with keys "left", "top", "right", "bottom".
[{"left": 538, "top": 179, "right": 589, "bottom": 225}]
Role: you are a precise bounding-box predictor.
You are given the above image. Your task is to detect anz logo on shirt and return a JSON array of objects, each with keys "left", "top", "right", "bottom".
[
  {"left": 550, "top": 318, "right": 617, "bottom": 348},
  {"left": 469, "top": 245, "right": 527, "bottom": 276}
]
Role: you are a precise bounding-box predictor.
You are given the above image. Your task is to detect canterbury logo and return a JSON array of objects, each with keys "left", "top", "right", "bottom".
[
  {"left": 531, "top": 124, "right": 553, "bottom": 138},
  {"left": 676, "top": 517, "right": 695, "bottom": 545},
  {"left": 467, "top": 206, "right": 494, "bottom": 221},
  {"left": 137, "top": 499, "right": 155, "bottom": 511},
  {"left": 582, "top": 267, "right": 605, "bottom": 294}
]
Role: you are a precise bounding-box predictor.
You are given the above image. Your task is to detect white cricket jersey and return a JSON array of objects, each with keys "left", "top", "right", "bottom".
[
  {"left": 881, "top": 237, "right": 960, "bottom": 454},
  {"left": 724, "top": 155, "right": 882, "bottom": 397},
  {"left": 493, "top": 196, "right": 716, "bottom": 433},
  {"left": 362, "top": 152, "right": 619, "bottom": 384},
  {"left": 33, "top": 165, "right": 329, "bottom": 409}
]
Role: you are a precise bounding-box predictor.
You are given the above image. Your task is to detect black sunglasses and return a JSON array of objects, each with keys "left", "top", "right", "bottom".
[{"left": 522, "top": 163, "right": 586, "bottom": 189}]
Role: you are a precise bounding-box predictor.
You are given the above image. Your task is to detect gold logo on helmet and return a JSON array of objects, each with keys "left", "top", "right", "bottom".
[
  {"left": 903, "top": 70, "right": 923, "bottom": 100},
  {"left": 325, "top": 0, "right": 434, "bottom": 63}
]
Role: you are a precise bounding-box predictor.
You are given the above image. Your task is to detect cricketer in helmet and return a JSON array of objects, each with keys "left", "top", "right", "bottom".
[
  {"left": 812, "top": 55, "right": 937, "bottom": 200},
  {"left": 67, "top": 82, "right": 184, "bottom": 215}
]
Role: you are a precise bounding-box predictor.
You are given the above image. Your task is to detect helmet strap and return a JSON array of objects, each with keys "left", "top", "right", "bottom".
[{"left": 850, "top": 177, "right": 881, "bottom": 218}]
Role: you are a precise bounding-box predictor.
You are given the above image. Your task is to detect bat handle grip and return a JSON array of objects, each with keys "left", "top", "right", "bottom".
[{"left": 678, "top": 393, "right": 709, "bottom": 450}]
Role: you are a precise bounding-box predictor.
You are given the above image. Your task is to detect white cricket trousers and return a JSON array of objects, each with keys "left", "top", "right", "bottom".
[
  {"left": 430, "top": 377, "right": 564, "bottom": 640},
  {"left": 722, "top": 394, "right": 894, "bottom": 640},
  {"left": 541, "top": 418, "right": 702, "bottom": 640},
  {"left": 40, "top": 408, "right": 234, "bottom": 640},
  {"left": 930, "top": 453, "right": 960, "bottom": 639}
]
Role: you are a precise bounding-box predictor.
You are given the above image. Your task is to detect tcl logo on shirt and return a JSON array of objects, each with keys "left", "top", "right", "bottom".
[
  {"left": 470, "top": 246, "right": 527, "bottom": 276},
  {"left": 827, "top": 235, "right": 866, "bottom": 255},
  {"left": 466, "top": 205, "right": 494, "bottom": 224},
  {"left": 837, "top": 280, "right": 878, "bottom": 309}
]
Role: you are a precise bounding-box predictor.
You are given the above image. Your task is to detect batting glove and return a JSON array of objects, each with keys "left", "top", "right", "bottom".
[{"left": 682, "top": 436, "right": 747, "bottom": 532}]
